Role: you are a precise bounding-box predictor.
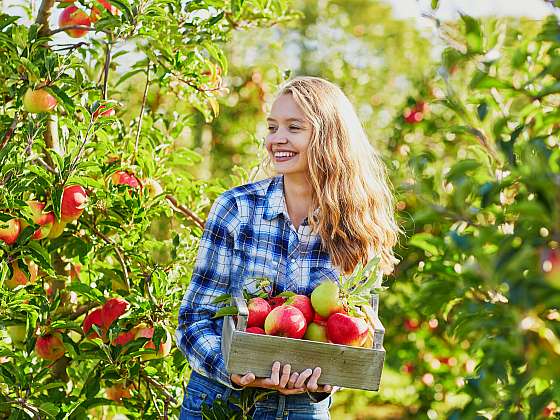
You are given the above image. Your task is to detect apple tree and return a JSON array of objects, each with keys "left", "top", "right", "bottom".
[{"left": 0, "top": 0, "right": 296, "bottom": 418}]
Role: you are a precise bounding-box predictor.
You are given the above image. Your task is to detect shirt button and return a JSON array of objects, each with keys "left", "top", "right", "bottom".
[{"left": 291, "top": 258, "right": 296, "bottom": 263}]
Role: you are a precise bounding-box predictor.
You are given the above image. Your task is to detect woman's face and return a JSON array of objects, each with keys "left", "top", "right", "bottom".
[{"left": 265, "top": 94, "right": 312, "bottom": 176}]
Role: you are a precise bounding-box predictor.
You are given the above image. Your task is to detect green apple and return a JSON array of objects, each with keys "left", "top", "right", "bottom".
[
  {"left": 310, "top": 280, "right": 343, "bottom": 318},
  {"left": 7, "top": 325, "right": 26, "bottom": 345},
  {"left": 303, "top": 322, "right": 328, "bottom": 342}
]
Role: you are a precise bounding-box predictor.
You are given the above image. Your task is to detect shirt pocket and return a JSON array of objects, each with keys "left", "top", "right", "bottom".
[{"left": 232, "top": 245, "right": 281, "bottom": 296}]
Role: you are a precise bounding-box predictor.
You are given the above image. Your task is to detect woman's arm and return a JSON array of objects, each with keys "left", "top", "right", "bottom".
[{"left": 175, "top": 193, "right": 241, "bottom": 389}]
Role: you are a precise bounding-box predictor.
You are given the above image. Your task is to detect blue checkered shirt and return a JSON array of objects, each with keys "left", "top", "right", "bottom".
[{"left": 175, "top": 175, "right": 341, "bottom": 388}]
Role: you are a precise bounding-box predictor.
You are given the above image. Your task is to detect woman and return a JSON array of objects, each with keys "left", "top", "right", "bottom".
[{"left": 176, "top": 76, "right": 400, "bottom": 419}]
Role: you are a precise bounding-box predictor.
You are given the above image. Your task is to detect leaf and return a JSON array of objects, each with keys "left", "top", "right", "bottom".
[
  {"left": 408, "top": 233, "right": 443, "bottom": 256},
  {"left": 212, "top": 305, "right": 238, "bottom": 318}
]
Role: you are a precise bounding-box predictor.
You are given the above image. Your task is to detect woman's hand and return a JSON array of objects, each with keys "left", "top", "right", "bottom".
[{"left": 231, "top": 361, "right": 333, "bottom": 395}]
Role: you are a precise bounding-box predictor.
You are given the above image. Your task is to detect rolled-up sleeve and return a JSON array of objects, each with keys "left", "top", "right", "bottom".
[{"left": 176, "top": 193, "right": 240, "bottom": 388}]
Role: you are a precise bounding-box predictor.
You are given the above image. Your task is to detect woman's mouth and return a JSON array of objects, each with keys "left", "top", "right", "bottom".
[{"left": 273, "top": 151, "right": 297, "bottom": 163}]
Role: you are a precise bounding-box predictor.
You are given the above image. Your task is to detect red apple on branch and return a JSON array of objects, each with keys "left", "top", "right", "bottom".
[
  {"left": 23, "top": 88, "right": 57, "bottom": 113},
  {"left": 0, "top": 218, "right": 21, "bottom": 245},
  {"left": 35, "top": 332, "right": 66, "bottom": 360},
  {"left": 111, "top": 171, "right": 141, "bottom": 189},
  {"left": 90, "top": 0, "right": 119, "bottom": 22},
  {"left": 102, "top": 297, "right": 129, "bottom": 328},
  {"left": 134, "top": 324, "right": 173, "bottom": 360},
  {"left": 92, "top": 104, "right": 116, "bottom": 119},
  {"left": 24, "top": 201, "right": 54, "bottom": 239},
  {"left": 264, "top": 305, "right": 307, "bottom": 339},
  {"left": 83, "top": 308, "right": 105, "bottom": 339},
  {"left": 58, "top": 6, "right": 91, "bottom": 38},
  {"left": 105, "top": 382, "right": 132, "bottom": 402},
  {"left": 61, "top": 185, "right": 87, "bottom": 222},
  {"left": 5, "top": 260, "right": 38, "bottom": 289}
]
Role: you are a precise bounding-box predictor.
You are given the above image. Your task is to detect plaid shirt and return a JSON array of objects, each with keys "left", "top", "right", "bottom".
[{"left": 175, "top": 175, "right": 340, "bottom": 388}]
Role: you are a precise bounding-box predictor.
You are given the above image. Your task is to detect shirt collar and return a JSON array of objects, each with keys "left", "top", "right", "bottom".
[{"left": 263, "top": 175, "right": 320, "bottom": 224}]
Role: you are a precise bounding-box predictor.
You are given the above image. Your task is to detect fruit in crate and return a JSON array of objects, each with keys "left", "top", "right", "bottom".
[
  {"left": 267, "top": 295, "right": 286, "bottom": 309},
  {"left": 285, "top": 294, "right": 314, "bottom": 324},
  {"left": 303, "top": 322, "right": 328, "bottom": 342},
  {"left": 327, "top": 313, "right": 369, "bottom": 347},
  {"left": 310, "top": 281, "right": 345, "bottom": 318},
  {"left": 264, "top": 305, "right": 307, "bottom": 339},
  {"left": 247, "top": 297, "right": 271, "bottom": 328}
]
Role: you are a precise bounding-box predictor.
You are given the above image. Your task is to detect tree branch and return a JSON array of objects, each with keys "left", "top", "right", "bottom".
[
  {"left": 132, "top": 62, "right": 150, "bottom": 163},
  {"left": 48, "top": 25, "right": 107, "bottom": 36},
  {"left": 141, "top": 373, "right": 177, "bottom": 405},
  {"left": 0, "top": 113, "right": 19, "bottom": 150},
  {"left": 165, "top": 194, "right": 205, "bottom": 230},
  {"left": 36, "top": 0, "right": 55, "bottom": 36}
]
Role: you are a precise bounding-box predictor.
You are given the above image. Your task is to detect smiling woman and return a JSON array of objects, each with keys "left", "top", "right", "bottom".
[{"left": 175, "top": 76, "right": 401, "bottom": 419}]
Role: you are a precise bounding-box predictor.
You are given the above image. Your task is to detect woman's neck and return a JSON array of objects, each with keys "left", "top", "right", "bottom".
[{"left": 282, "top": 173, "right": 313, "bottom": 228}]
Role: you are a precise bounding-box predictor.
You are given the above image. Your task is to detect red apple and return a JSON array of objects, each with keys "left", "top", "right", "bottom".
[
  {"left": 134, "top": 324, "right": 172, "bottom": 360},
  {"left": 102, "top": 297, "right": 129, "bottom": 328},
  {"left": 303, "top": 322, "right": 328, "bottom": 342},
  {"left": 105, "top": 382, "right": 132, "bottom": 402},
  {"left": 58, "top": 6, "right": 91, "bottom": 38},
  {"left": 61, "top": 185, "right": 87, "bottom": 222},
  {"left": 23, "top": 88, "right": 57, "bottom": 113},
  {"left": 284, "top": 294, "right": 314, "bottom": 324},
  {"left": 267, "top": 295, "right": 286, "bottom": 309},
  {"left": 245, "top": 326, "right": 265, "bottom": 334},
  {"left": 112, "top": 330, "right": 135, "bottom": 346},
  {"left": 312, "top": 312, "right": 328, "bottom": 326},
  {"left": 0, "top": 218, "right": 21, "bottom": 245},
  {"left": 404, "top": 318, "right": 420, "bottom": 332},
  {"left": 402, "top": 362, "right": 415, "bottom": 374},
  {"left": 326, "top": 313, "right": 368, "bottom": 347},
  {"left": 247, "top": 297, "right": 271, "bottom": 328},
  {"left": 90, "top": 0, "right": 119, "bottom": 22},
  {"left": 92, "top": 104, "right": 116, "bottom": 119},
  {"left": 83, "top": 308, "right": 105, "bottom": 339},
  {"left": 24, "top": 201, "right": 54, "bottom": 239},
  {"left": 111, "top": 171, "right": 141, "bottom": 189},
  {"left": 264, "top": 305, "right": 307, "bottom": 339},
  {"left": 35, "top": 332, "right": 66, "bottom": 360},
  {"left": 542, "top": 248, "right": 560, "bottom": 288}
]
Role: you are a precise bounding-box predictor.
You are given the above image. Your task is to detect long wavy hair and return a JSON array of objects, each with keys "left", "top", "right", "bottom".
[{"left": 265, "top": 76, "right": 401, "bottom": 275}]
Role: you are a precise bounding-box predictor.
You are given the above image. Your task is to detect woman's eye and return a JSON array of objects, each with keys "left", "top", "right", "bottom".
[
  {"left": 290, "top": 126, "right": 300, "bottom": 130},
  {"left": 268, "top": 126, "right": 277, "bottom": 131}
]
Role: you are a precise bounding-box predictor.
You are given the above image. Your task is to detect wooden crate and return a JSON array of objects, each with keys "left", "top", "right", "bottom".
[{"left": 221, "top": 294, "right": 386, "bottom": 391}]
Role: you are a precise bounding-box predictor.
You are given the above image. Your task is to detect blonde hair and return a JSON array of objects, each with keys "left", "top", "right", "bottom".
[{"left": 266, "top": 76, "right": 401, "bottom": 275}]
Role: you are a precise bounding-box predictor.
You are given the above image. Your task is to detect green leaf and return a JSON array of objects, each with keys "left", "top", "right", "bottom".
[
  {"left": 212, "top": 305, "right": 238, "bottom": 318},
  {"left": 408, "top": 233, "right": 443, "bottom": 256}
]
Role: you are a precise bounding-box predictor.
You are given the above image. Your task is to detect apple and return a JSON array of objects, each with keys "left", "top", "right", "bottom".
[
  {"left": 402, "top": 362, "right": 415, "bottom": 374},
  {"left": 111, "top": 171, "right": 141, "bottom": 189},
  {"left": 247, "top": 297, "right": 271, "bottom": 328},
  {"left": 134, "top": 324, "right": 173, "bottom": 360},
  {"left": 83, "top": 308, "right": 105, "bottom": 339},
  {"left": 303, "top": 322, "right": 328, "bottom": 342},
  {"left": 47, "top": 219, "right": 67, "bottom": 239},
  {"left": 58, "top": 6, "right": 91, "bottom": 38},
  {"left": 35, "top": 332, "right": 66, "bottom": 360},
  {"left": 264, "top": 305, "right": 307, "bottom": 339},
  {"left": 542, "top": 248, "right": 560, "bottom": 288},
  {"left": 310, "top": 281, "right": 344, "bottom": 318},
  {"left": 7, "top": 325, "right": 26, "bottom": 344},
  {"left": 24, "top": 201, "right": 54, "bottom": 239},
  {"left": 90, "top": 0, "right": 119, "bottom": 22},
  {"left": 404, "top": 318, "right": 420, "bottom": 332},
  {"left": 105, "top": 382, "right": 132, "bottom": 402},
  {"left": 92, "top": 104, "right": 116, "bottom": 119},
  {"left": 23, "top": 88, "right": 57, "bottom": 113},
  {"left": 284, "top": 294, "right": 314, "bottom": 324},
  {"left": 0, "top": 218, "right": 21, "bottom": 245},
  {"left": 312, "top": 312, "right": 328, "bottom": 326},
  {"left": 267, "top": 295, "right": 286, "bottom": 309},
  {"left": 112, "top": 330, "right": 135, "bottom": 346},
  {"left": 326, "top": 313, "right": 368, "bottom": 347},
  {"left": 5, "top": 260, "right": 38, "bottom": 289},
  {"left": 102, "top": 297, "right": 129, "bottom": 328},
  {"left": 61, "top": 185, "right": 87, "bottom": 222},
  {"left": 404, "top": 101, "right": 428, "bottom": 124},
  {"left": 245, "top": 326, "right": 265, "bottom": 334},
  {"left": 143, "top": 178, "right": 164, "bottom": 198}
]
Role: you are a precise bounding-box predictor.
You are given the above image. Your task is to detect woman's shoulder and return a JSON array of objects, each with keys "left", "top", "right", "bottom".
[{"left": 219, "top": 176, "right": 278, "bottom": 203}]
